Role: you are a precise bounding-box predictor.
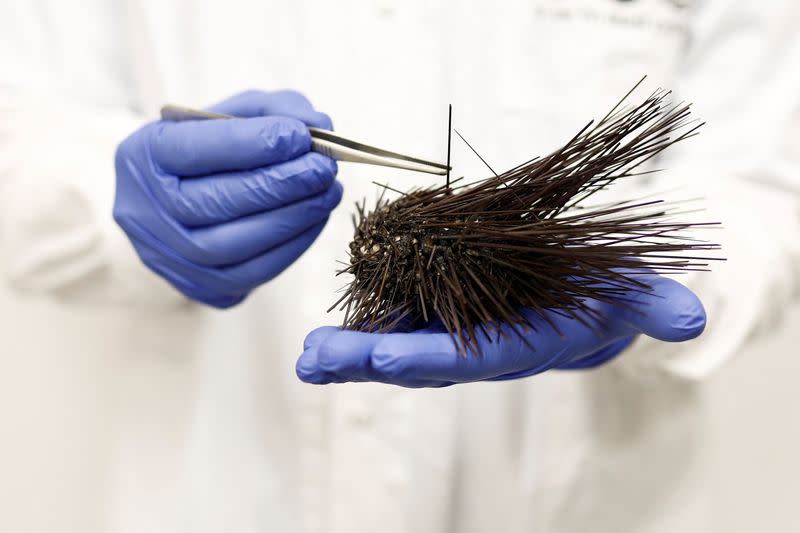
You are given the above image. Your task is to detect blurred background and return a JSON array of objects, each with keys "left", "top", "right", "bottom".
[
  {"left": 2, "top": 299, "right": 799, "bottom": 531},
  {"left": 1, "top": 1, "right": 798, "bottom": 532}
]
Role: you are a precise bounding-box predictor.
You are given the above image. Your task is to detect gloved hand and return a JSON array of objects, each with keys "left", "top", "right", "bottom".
[
  {"left": 114, "top": 90, "right": 342, "bottom": 307},
  {"left": 296, "top": 274, "right": 706, "bottom": 387}
]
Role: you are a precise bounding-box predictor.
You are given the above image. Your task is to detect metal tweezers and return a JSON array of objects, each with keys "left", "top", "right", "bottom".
[{"left": 160, "top": 104, "right": 450, "bottom": 176}]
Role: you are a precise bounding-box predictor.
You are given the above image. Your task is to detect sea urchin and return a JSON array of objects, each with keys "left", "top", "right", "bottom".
[{"left": 330, "top": 79, "right": 720, "bottom": 354}]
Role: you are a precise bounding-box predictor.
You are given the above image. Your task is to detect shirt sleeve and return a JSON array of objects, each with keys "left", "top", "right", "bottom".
[
  {"left": 614, "top": 0, "right": 800, "bottom": 380},
  {"left": 0, "top": 3, "right": 188, "bottom": 307}
]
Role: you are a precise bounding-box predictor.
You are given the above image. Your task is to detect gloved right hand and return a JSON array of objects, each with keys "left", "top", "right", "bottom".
[{"left": 113, "top": 90, "right": 342, "bottom": 308}]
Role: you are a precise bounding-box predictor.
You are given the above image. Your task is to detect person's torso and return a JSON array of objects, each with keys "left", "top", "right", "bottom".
[{"left": 18, "top": 2, "right": 704, "bottom": 532}]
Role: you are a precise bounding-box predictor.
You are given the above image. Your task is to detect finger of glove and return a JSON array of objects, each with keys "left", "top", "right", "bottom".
[
  {"left": 296, "top": 343, "right": 342, "bottom": 384},
  {"left": 303, "top": 314, "right": 428, "bottom": 356},
  {"left": 127, "top": 233, "right": 248, "bottom": 308},
  {"left": 299, "top": 327, "right": 448, "bottom": 386},
  {"left": 297, "top": 327, "right": 342, "bottom": 384},
  {"left": 216, "top": 219, "right": 328, "bottom": 290},
  {"left": 151, "top": 116, "right": 311, "bottom": 176},
  {"left": 127, "top": 220, "right": 328, "bottom": 304},
  {"left": 180, "top": 181, "right": 342, "bottom": 266},
  {"left": 315, "top": 330, "right": 384, "bottom": 382},
  {"left": 300, "top": 328, "right": 481, "bottom": 384},
  {"left": 159, "top": 152, "right": 338, "bottom": 227},
  {"left": 208, "top": 89, "right": 333, "bottom": 130},
  {"left": 600, "top": 275, "right": 707, "bottom": 342},
  {"left": 304, "top": 326, "right": 342, "bottom": 350}
]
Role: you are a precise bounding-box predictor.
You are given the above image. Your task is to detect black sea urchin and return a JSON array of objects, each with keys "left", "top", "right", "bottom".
[{"left": 330, "top": 80, "right": 720, "bottom": 353}]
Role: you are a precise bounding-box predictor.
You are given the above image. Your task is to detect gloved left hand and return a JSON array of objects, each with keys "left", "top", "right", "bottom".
[
  {"left": 296, "top": 274, "right": 706, "bottom": 387},
  {"left": 113, "top": 90, "right": 342, "bottom": 308}
]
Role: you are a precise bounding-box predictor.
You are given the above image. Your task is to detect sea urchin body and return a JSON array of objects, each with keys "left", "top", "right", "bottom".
[{"left": 331, "top": 80, "right": 720, "bottom": 354}]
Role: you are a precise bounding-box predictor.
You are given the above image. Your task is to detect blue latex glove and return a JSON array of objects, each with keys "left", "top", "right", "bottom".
[
  {"left": 114, "top": 90, "right": 342, "bottom": 307},
  {"left": 296, "top": 274, "right": 706, "bottom": 387}
]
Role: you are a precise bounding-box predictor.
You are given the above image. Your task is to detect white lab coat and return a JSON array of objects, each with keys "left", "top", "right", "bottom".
[{"left": 1, "top": 1, "right": 798, "bottom": 532}]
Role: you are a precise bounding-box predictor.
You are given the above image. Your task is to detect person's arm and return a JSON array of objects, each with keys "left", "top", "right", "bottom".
[
  {"left": 0, "top": 88, "right": 181, "bottom": 304},
  {"left": 0, "top": 6, "right": 340, "bottom": 308},
  {"left": 613, "top": 0, "right": 800, "bottom": 380},
  {"left": 0, "top": 5, "right": 185, "bottom": 305}
]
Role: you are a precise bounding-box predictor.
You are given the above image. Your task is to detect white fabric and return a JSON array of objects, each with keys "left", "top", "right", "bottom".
[{"left": 0, "top": 0, "right": 798, "bottom": 532}]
